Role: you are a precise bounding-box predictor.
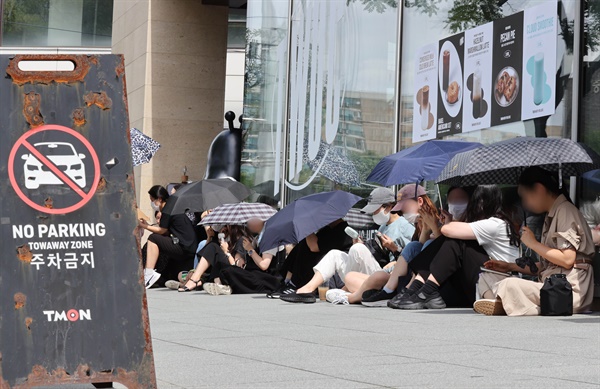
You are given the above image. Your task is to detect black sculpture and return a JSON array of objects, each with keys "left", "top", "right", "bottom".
[{"left": 204, "top": 111, "right": 243, "bottom": 181}]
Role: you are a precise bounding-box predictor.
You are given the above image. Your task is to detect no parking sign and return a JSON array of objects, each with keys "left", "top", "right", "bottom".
[{"left": 0, "top": 55, "right": 156, "bottom": 388}]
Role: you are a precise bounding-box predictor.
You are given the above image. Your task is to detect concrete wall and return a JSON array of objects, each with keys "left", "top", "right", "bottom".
[{"left": 112, "top": 0, "right": 228, "bottom": 211}]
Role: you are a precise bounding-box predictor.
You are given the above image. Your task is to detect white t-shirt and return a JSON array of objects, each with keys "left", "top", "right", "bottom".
[{"left": 469, "top": 217, "right": 519, "bottom": 263}]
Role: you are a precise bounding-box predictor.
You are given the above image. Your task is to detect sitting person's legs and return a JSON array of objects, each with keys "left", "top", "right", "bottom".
[
  {"left": 345, "top": 271, "right": 390, "bottom": 304},
  {"left": 295, "top": 249, "right": 349, "bottom": 294}
]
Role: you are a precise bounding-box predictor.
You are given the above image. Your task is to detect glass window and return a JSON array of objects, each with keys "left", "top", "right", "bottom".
[
  {"left": 398, "top": 0, "right": 578, "bottom": 149},
  {"left": 1, "top": 0, "right": 113, "bottom": 47}
]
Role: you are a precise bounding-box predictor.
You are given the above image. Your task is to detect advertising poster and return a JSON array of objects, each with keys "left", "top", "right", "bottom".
[
  {"left": 436, "top": 32, "right": 464, "bottom": 138},
  {"left": 412, "top": 43, "right": 438, "bottom": 143},
  {"left": 521, "top": 1, "right": 557, "bottom": 120},
  {"left": 491, "top": 11, "right": 524, "bottom": 127},
  {"left": 463, "top": 22, "right": 493, "bottom": 132}
]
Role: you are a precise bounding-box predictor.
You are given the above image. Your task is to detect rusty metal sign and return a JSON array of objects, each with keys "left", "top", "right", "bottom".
[{"left": 0, "top": 55, "right": 156, "bottom": 388}]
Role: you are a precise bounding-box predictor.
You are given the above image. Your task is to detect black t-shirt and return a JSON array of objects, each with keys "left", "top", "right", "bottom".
[
  {"left": 316, "top": 221, "right": 353, "bottom": 254},
  {"left": 159, "top": 213, "right": 199, "bottom": 253}
]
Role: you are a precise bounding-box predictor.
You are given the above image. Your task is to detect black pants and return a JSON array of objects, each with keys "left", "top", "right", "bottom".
[
  {"left": 409, "top": 236, "right": 489, "bottom": 307},
  {"left": 144, "top": 234, "right": 195, "bottom": 286},
  {"left": 215, "top": 262, "right": 280, "bottom": 294},
  {"left": 279, "top": 241, "right": 326, "bottom": 287}
]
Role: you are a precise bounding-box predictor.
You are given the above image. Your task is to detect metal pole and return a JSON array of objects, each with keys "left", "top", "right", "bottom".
[
  {"left": 279, "top": 0, "right": 293, "bottom": 207},
  {"left": 392, "top": 0, "right": 404, "bottom": 194},
  {"left": 570, "top": 0, "right": 582, "bottom": 203}
]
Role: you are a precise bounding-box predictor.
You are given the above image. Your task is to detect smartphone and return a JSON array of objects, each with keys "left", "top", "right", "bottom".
[
  {"left": 344, "top": 227, "right": 359, "bottom": 239},
  {"left": 479, "top": 266, "right": 511, "bottom": 277},
  {"left": 218, "top": 233, "right": 225, "bottom": 242}
]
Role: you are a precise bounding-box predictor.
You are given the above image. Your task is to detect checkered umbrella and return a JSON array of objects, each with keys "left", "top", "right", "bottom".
[
  {"left": 199, "top": 202, "right": 277, "bottom": 226},
  {"left": 343, "top": 208, "right": 377, "bottom": 230},
  {"left": 130, "top": 128, "right": 160, "bottom": 166},
  {"left": 436, "top": 137, "right": 600, "bottom": 186}
]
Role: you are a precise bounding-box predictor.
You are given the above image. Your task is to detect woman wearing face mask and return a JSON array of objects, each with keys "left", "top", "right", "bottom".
[
  {"left": 474, "top": 167, "right": 595, "bottom": 316},
  {"left": 281, "top": 187, "right": 415, "bottom": 304},
  {"left": 350, "top": 186, "right": 472, "bottom": 307},
  {"left": 177, "top": 224, "right": 245, "bottom": 292},
  {"left": 138, "top": 185, "right": 199, "bottom": 289},
  {"left": 390, "top": 185, "right": 520, "bottom": 309}
]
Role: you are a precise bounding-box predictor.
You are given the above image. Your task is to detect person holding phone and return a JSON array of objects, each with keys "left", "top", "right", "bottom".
[
  {"left": 390, "top": 185, "right": 520, "bottom": 310},
  {"left": 280, "top": 187, "right": 415, "bottom": 304},
  {"left": 473, "top": 167, "right": 595, "bottom": 316},
  {"left": 355, "top": 186, "right": 472, "bottom": 306}
]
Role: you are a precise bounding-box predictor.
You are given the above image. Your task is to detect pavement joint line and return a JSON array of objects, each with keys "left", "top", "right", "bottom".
[
  {"left": 156, "top": 378, "right": 187, "bottom": 389},
  {"left": 153, "top": 337, "right": 396, "bottom": 389}
]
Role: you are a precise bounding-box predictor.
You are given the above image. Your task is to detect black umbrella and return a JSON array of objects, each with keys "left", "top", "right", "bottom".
[
  {"left": 161, "top": 178, "right": 253, "bottom": 215},
  {"left": 437, "top": 137, "right": 600, "bottom": 186}
]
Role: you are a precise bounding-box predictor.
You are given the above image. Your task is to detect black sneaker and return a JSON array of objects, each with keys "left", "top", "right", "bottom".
[
  {"left": 387, "top": 288, "right": 414, "bottom": 308},
  {"left": 361, "top": 289, "right": 380, "bottom": 301},
  {"left": 267, "top": 282, "right": 296, "bottom": 299},
  {"left": 392, "top": 290, "right": 446, "bottom": 310},
  {"left": 280, "top": 292, "right": 316, "bottom": 304},
  {"left": 361, "top": 289, "right": 397, "bottom": 307}
]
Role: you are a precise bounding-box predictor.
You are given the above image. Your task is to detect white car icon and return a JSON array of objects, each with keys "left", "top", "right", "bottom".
[{"left": 22, "top": 142, "right": 87, "bottom": 190}]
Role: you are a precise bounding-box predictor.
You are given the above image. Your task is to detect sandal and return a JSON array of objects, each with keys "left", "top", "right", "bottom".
[{"left": 178, "top": 278, "right": 201, "bottom": 292}]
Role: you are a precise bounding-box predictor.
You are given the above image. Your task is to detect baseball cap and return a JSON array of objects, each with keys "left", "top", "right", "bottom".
[
  {"left": 392, "top": 184, "right": 427, "bottom": 212},
  {"left": 360, "top": 187, "right": 396, "bottom": 214}
]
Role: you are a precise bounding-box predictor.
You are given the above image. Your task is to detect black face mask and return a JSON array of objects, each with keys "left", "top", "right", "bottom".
[{"left": 515, "top": 250, "right": 538, "bottom": 274}]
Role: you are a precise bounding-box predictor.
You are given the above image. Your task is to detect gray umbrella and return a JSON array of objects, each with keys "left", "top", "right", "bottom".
[
  {"left": 437, "top": 137, "right": 600, "bottom": 186},
  {"left": 303, "top": 140, "right": 360, "bottom": 187}
]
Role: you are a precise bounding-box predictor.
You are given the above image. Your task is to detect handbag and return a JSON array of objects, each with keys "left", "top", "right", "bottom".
[
  {"left": 364, "top": 235, "right": 391, "bottom": 267},
  {"left": 540, "top": 273, "right": 573, "bottom": 316}
]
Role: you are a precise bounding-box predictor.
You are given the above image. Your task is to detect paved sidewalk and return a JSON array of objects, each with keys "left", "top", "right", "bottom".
[{"left": 147, "top": 289, "right": 600, "bottom": 389}]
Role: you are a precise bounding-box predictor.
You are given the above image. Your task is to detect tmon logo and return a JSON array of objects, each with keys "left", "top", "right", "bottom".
[{"left": 43, "top": 309, "right": 91, "bottom": 322}]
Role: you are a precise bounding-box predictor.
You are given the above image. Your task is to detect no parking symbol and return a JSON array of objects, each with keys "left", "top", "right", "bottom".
[{"left": 8, "top": 124, "right": 100, "bottom": 214}]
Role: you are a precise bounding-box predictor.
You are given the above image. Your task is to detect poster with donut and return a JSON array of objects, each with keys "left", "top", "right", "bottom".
[{"left": 436, "top": 32, "right": 464, "bottom": 138}]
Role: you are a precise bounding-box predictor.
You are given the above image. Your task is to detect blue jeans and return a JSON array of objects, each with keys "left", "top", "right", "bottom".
[{"left": 402, "top": 239, "right": 434, "bottom": 263}]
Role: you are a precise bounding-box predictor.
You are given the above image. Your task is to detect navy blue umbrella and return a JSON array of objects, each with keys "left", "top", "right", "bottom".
[
  {"left": 259, "top": 190, "right": 362, "bottom": 251},
  {"left": 366, "top": 140, "right": 483, "bottom": 186}
]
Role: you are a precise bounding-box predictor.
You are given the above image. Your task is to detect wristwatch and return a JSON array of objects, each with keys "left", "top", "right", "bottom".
[{"left": 248, "top": 249, "right": 254, "bottom": 256}]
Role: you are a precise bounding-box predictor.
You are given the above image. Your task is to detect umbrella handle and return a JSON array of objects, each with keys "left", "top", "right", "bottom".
[{"left": 436, "top": 184, "right": 443, "bottom": 209}]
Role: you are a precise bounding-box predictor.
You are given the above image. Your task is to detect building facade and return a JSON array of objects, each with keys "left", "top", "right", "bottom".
[{"left": 241, "top": 0, "right": 599, "bottom": 211}]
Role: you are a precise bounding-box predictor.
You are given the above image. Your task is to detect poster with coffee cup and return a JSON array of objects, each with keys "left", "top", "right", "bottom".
[
  {"left": 463, "top": 22, "right": 493, "bottom": 132},
  {"left": 521, "top": 1, "right": 556, "bottom": 120},
  {"left": 490, "top": 11, "right": 524, "bottom": 126},
  {"left": 412, "top": 43, "right": 438, "bottom": 143},
  {"left": 436, "top": 32, "right": 464, "bottom": 138}
]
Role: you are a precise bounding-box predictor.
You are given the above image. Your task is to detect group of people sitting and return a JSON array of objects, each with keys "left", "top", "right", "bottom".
[{"left": 137, "top": 166, "right": 597, "bottom": 317}]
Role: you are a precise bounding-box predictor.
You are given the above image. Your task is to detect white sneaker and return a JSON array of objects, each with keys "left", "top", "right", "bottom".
[
  {"left": 203, "top": 283, "right": 232, "bottom": 296},
  {"left": 144, "top": 270, "right": 161, "bottom": 289},
  {"left": 326, "top": 289, "right": 350, "bottom": 305}
]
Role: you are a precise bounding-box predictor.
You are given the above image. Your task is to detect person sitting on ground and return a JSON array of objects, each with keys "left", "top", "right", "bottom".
[
  {"left": 138, "top": 185, "right": 199, "bottom": 289},
  {"left": 202, "top": 218, "right": 284, "bottom": 295},
  {"left": 473, "top": 167, "right": 595, "bottom": 316},
  {"left": 390, "top": 185, "right": 520, "bottom": 310},
  {"left": 178, "top": 224, "right": 244, "bottom": 292},
  {"left": 269, "top": 219, "right": 353, "bottom": 298},
  {"left": 342, "top": 186, "right": 472, "bottom": 307},
  {"left": 281, "top": 187, "right": 415, "bottom": 304}
]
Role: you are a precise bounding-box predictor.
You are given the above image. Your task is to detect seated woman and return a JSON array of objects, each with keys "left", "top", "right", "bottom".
[
  {"left": 178, "top": 224, "right": 243, "bottom": 292},
  {"left": 270, "top": 219, "right": 353, "bottom": 298},
  {"left": 138, "top": 185, "right": 199, "bottom": 289},
  {"left": 474, "top": 167, "right": 595, "bottom": 316},
  {"left": 281, "top": 187, "right": 415, "bottom": 304},
  {"left": 391, "top": 185, "right": 520, "bottom": 310},
  {"left": 203, "top": 218, "right": 283, "bottom": 295},
  {"left": 341, "top": 186, "right": 471, "bottom": 307}
]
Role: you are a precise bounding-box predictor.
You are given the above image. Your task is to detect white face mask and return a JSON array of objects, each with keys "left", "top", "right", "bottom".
[
  {"left": 403, "top": 213, "right": 419, "bottom": 224},
  {"left": 150, "top": 201, "right": 161, "bottom": 212},
  {"left": 372, "top": 208, "right": 391, "bottom": 225},
  {"left": 448, "top": 203, "right": 468, "bottom": 220}
]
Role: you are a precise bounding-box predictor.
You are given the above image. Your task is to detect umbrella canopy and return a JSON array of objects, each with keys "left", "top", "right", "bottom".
[
  {"left": 259, "top": 190, "right": 362, "bottom": 251},
  {"left": 304, "top": 140, "right": 360, "bottom": 187},
  {"left": 343, "top": 208, "right": 377, "bottom": 231},
  {"left": 199, "top": 202, "right": 277, "bottom": 226},
  {"left": 162, "top": 178, "right": 253, "bottom": 215},
  {"left": 366, "top": 140, "right": 482, "bottom": 186},
  {"left": 130, "top": 128, "right": 161, "bottom": 166},
  {"left": 437, "top": 137, "right": 600, "bottom": 186}
]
